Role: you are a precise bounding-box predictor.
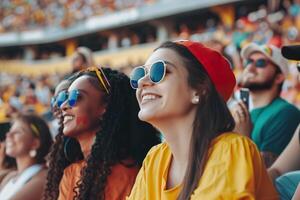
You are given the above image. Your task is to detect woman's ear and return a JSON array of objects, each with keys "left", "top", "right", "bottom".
[{"left": 31, "top": 138, "right": 41, "bottom": 150}]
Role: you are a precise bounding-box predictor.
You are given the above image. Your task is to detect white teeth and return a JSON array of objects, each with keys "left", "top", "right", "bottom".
[
  {"left": 143, "top": 94, "right": 157, "bottom": 101},
  {"left": 64, "top": 115, "right": 74, "bottom": 124}
]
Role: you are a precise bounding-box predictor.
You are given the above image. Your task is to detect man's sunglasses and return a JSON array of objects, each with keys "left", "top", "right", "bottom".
[
  {"left": 130, "top": 60, "right": 170, "bottom": 89},
  {"left": 244, "top": 58, "right": 269, "bottom": 68},
  {"left": 57, "top": 89, "right": 80, "bottom": 108}
]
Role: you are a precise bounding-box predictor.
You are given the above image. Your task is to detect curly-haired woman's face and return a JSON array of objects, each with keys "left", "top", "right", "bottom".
[
  {"left": 61, "top": 76, "right": 106, "bottom": 138},
  {"left": 6, "top": 120, "right": 39, "bottom": 158}
]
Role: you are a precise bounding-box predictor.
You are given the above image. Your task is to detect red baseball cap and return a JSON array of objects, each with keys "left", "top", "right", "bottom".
[{"left": 175, "top": 40, "right": 236, "bottom": 101}]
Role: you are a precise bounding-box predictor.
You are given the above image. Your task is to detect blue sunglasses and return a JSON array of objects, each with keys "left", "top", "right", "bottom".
[
  {"left": 130, "top": 60, "right": 170, "bottom": 89},
  {"left": 57, "top": 89, "right": 80, "bottom": 108},
  {"left": 244, "top": 58, "right": 269, "bottom": 68},
  {"left": 50, "top": 96, "right": 57, "bottom": 109}
]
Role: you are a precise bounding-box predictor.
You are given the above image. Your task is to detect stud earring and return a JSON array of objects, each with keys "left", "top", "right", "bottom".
[
  {"left": 192, "top": 96, "right": 199, "bottom": 104},
  {"left": 29, "top": 149, "right": 37, "bottom": 158}
]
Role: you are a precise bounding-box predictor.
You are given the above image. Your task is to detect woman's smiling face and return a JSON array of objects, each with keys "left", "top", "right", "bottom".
[
  {"left": 136, "top": 48, "right": 197, "bottom": 125},
  {"left": 61, "top": 75, "right": 106, "bottom": 138}
]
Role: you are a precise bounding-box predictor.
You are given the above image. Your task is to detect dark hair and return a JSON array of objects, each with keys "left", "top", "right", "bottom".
[
  {"left": 157, "top": 42, "right": 235, "bottom": 200},
  {"left": 43, "top": 68, "right": 160, "bottom": 200},
  {"left": 0, "top": 123, "right": 16, "bottom": 169},
  {"left": 17, "top": 114, "right": 53, "bottom": 164}
]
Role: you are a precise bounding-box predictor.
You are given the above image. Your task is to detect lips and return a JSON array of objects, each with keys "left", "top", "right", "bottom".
[
  {"left": 140, "top": 92, "right": 161, "bottom": 104},
  {"left": 63, "top": 114, "right": 75, "bottom": 125}
]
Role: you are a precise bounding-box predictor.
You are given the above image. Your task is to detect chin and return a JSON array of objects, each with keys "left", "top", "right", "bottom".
[
  {"left": 5, "top": 151, "right": 16, "bottom": 158},
  {"left": 63, "top": 127, "right": 78, "bottom": 137},
  {"left": 138, "top": 110, "right": 155, "bottom": 123},
  {"left": 138, "top": 110, "right": 163, "bottom": 127}
]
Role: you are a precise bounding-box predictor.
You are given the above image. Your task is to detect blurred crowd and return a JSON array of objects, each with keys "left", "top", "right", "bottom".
[
  {"left": 0, "top": 0, "right": 157, "bottom": 32},
  {"left": 1, "top": 1, "right": 300, "bottom": 128}
]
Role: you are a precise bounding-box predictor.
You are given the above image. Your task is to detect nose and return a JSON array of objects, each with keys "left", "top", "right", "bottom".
[
  {"left": 138, "top": 73, "right": 154, "bottom": 89},
  {"left": 6, "top": 131, "right": 13, "bottom": 138},
  {"left": 246, "top": 61, "right": 256, "bottom": 72},
  {"left": 60, "top": 100, "right": 70, "bottom": 112}
]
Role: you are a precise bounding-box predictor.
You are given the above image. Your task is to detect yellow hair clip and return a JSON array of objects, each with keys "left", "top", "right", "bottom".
[
  {"left": 30, "top": 124, "right": 39, "bottom": 137},
  {"left": 85, "top": 66, "right": 111, "bottom": 94}
]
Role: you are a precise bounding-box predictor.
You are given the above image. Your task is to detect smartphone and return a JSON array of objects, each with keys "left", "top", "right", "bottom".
[{"left": 240, "top": 88, "right": 249, "bottom": 109}]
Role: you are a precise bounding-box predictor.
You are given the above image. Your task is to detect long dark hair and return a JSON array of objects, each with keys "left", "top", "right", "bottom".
[
  {"left": 157, "top": 42, "right": 235, "bottom": 200},
  {"left": 43, "top": 68, "right": 160, "bottom": 200}
]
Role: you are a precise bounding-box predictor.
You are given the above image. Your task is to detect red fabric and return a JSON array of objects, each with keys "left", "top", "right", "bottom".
[{"left": 176, "top": 40, "right": 236, "bottom": 101}]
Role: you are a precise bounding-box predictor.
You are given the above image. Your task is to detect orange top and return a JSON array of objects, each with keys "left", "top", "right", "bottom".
[{"left": 58, "top": 160, "right": 139, "bottom": 200}]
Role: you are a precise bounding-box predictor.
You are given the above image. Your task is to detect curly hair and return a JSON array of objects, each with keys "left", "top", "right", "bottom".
[{"left": 43, "top": 68, "right": 160, "bottom": 200}]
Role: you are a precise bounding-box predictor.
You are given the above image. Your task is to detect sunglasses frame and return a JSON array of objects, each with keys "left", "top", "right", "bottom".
[
  {"left": 51, "top": 96, "right": 57, "bottom": 109},
  {"left": 244, "top": 58, "right": 270, "bottom": 68},
  {"left": 57, "top": 89, "right": 80, "bottom": 108},
  {"left": 130, "top": 60, "right": 168, "bottom": 89}
]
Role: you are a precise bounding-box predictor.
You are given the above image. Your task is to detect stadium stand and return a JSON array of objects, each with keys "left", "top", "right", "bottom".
[{"left": 0, "top": 0, "right": 300, "bottom": 124}]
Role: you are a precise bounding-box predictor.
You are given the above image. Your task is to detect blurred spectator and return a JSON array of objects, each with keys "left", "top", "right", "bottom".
[
  {"left": 71, "top": 46, "right": 94, "bottom": 73},
  {"left": 0, "top": 114, "right": 52, "bottom": 200},
  {"left": 49, "top": 78, "right": 73, "bottom": 138},
  {"left": 0, "top": 123, "right": 16, "bottom": 184},
  {"left": 232, "top": 43, "right": 300, "bottom": 167}
]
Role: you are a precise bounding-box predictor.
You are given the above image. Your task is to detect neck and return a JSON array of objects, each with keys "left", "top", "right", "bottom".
[
  {"left": 152, "top": 109, "right": 196, "bottom": 173},
  {"left": 250, "top": 87, "right": 279, "bottom": 109},
  {"left": 76, "top": 130, "right": 97, "bottom": 158},
  {"left": 16, "top": 157, "right": 37, "bottom": 173}
]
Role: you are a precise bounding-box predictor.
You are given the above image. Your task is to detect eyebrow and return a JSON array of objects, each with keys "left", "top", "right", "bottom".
[
  {"left": 68, "top": 89, "right": 88, "bottom": 95},
  {"left": 144, "top": 60, "right": 176, "bottom": 68},
  {"left": 164, "top": 60, "right": 176, "bottom": 68}
]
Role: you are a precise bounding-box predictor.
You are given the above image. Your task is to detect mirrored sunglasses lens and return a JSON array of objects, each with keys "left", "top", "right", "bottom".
[
  {"left": 256, "top": 59, "right": 267, "bottom": 68},
  {"left": 150, "top": 61, "right": 165, "bottom": 83},
  {"left": 68, "top": 90, "right": 79, "bottom": 107},
  {"left": 57, "top": 91, "right": 67, "bottom": 107},
  {"left": 130, "top": 67, "right": 145, "bottom": 89},
  {"left": 51, "top": 97, "right": 56, "bottom": 108}
]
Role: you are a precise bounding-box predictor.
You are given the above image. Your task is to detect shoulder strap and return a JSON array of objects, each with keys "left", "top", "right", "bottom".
[{"left": 0, "top": 164, "right": 43, "bottom": 200}]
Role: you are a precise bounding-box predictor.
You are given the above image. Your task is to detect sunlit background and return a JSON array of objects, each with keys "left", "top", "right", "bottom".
[{"left": 0, "top": 0, "right": 300, "bottom": 131}]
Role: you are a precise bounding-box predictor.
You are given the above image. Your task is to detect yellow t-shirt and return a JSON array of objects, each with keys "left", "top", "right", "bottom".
[{"left": 127, "top": 133, "right": 278, "bottom": 200}]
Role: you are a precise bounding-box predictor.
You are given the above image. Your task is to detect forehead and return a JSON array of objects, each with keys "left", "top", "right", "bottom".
[
  {"left": 68, "top": 75, "right": 103, "bottom": 100},
  {"left": 145, "top": 48, "right": 184, "bottom": 67},
  {"left": 54, "top": 81, "right": 70, "bottom": 96},
  {"left": 11, "top": 120, "right": 29, "bottom": 132},
  {"left": 68, "top": 75, "right": 92, "bottom": 91},
  {"left": 248, "top": 52, "right": 268, "bottom": 59}
]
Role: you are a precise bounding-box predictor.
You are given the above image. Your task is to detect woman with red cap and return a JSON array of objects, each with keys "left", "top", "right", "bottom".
[{"left": 127, "top": 41, "right": 278, "bottom": 199}]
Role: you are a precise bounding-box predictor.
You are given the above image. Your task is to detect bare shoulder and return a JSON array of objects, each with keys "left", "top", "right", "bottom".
[
  {"left": 30, "top": 168, "right": 48, "bottom": 182},
  {"left": 0, "top": 170, "right": 17, "bottom": 188}
]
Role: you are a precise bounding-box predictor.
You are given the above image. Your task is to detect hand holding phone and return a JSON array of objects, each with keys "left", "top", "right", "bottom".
[{"left": 240, "top": 88, "right": 249, "bottom": 109}]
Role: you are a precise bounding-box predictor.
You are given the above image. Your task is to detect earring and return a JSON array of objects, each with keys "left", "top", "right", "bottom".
[
  {"left": 29, "top": 149, "right": 37, "bottom": 158},
  {"left": 192, "top": 96, "right": 199, "bottom": 104}
]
